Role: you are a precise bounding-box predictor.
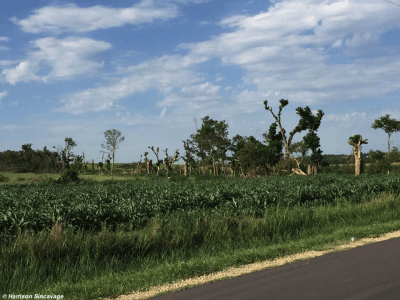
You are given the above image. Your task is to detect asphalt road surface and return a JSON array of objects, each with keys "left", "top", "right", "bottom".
[{"left": 151, "top": 238, "right": 400, "bottom": 300}]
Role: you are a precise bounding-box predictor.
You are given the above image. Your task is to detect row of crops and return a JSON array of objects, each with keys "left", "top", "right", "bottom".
[{"left": 1, "top": 174, "right": 400, "bottom": 237}]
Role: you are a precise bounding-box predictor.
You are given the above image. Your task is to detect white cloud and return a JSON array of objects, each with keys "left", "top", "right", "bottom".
[
  {"left": 56, "top": 55, "right": 204, "bottom": 114},
  {"left": 0, "top": 37, "right": 9, "bottom": 42},
  {"left": 179, "top": 0, "right": 400, "bottom": 105},
  {"left": 2, "top": 37, "right": 111, "bottom": 84},
  {"left": 11, "top": 2, "right": 180, "bottom": 34},
  {"left": 2, "top": 61, "right": 41, "bottom": 85}
]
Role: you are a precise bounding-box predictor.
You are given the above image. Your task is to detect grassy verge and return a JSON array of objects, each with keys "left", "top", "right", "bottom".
[{"left": 2, "top": 192, "right": 400, "bottom": 299}]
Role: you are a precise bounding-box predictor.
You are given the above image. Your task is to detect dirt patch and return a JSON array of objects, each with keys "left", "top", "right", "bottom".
[{"left": 98, "top": 230, "right": 400, "bottom": 300}]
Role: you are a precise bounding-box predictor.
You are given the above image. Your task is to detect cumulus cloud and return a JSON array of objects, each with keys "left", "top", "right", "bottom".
[
  {"left": 11, "top": 1, "right": 180, "bottom": 34},
  {"left": 179, "top": 0, "right": 400, "bottom": 105},
  {"left": 2, "top": 37, "right": 111, "bottom": 84},
  {"left": 2, "top": 61, "right": 41, "bottom": 85}
]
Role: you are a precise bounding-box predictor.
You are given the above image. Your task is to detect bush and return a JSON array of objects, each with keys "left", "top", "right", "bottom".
[
  {"left": 58, "top": 168, "right": 80, "bottom": 183},
  {"left": 366, "top": 158, "right": 391, "bottom": 175},
  {"left": 0, "top": 174, "right": 10, "bottom": 182}
]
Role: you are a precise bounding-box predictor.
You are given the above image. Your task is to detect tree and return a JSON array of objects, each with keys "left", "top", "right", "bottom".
[
  {"left": 263, "top": 99, "right": 303, "bottom": 160},
  {"left": 295, "top": 106, "right": 325, "bottom": 174},
  {"left": 100, "top": 129, "right": 125, "bottom": 176},
  {"left": 190, "top": 116, "right": 230, "bottom": 176},
  {"left": 163, "top": 148, "right": 179, "bottom": 177},
  {"left": 149, "top": 146, "right": 163, "bottom": 176},
  {"left": 53, "top": 137, "right": 77, "bottom": 173},
  {"left": 180, "top": 140, "right": 196, "bottom": 176},
  {"left": 231, "top": 135, "right": 270, "bottom": 177},
  {"left": 262, "top": 122, "right": 284, "bottom": 171},
  {"left": 371, "top": 114, "right": 400, "bottom": 154},
  {"left": 348, "top": 134, "right": 368, "bottom": 175}
]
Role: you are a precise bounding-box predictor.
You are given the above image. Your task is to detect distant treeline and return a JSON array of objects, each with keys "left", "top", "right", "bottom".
[
  {"left": 0, "top": 144, "right": 61, "bottom": 173},
  {"left": 1, "top": 143, "right": 399, "bottom": 174}
]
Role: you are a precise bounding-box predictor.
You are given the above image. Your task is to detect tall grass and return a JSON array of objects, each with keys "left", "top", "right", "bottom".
[{"left": 2, "top": 192, "right": 400, "bottom": 299}]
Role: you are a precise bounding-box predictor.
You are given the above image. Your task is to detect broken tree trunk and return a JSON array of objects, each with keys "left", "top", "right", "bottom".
[{"left": 349, "top": 135, "right": 368, "bottom": 176}]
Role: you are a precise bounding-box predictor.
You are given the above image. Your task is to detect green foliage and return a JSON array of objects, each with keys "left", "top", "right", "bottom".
[
  {"left": 58, "top": 168, "right": 80, "bottom": 184},
  {"left": 368, "top": 149, "right": 386, "bottom": 162},
  {"left": 371, "top": 114, "right": 400, "bottom": 153},
  {"left": 367, "top": 158, "right": 392, "bottom": 175},
  {"left": 0, "top": 174, "right": 10, "bottom": 182},
  {"left": 2, "top": 174, "right": 400, "bottom": 240},
  {"left": 105, "top": 159, "right": 111, "bottom": 171},
  {"left": 168, "top": 174, "right": 189, "bottom": 182},
  {"left": 195, "top": 174, "right": 226, "bottom": 181},
  {"left": 348, "top": 134, "right": 363, "bottom": 145},
  {"left": 262, "top": 123, "right": 283, "bottom": 167},
  {"left": 231, "top": 134, "right": 270, "bottom": 176},
  {"left": 16, "top": 176, "right": 26, "bottom": 181},
  {"left": 190, "top": 116, "right": 230, "bottom": 175}
]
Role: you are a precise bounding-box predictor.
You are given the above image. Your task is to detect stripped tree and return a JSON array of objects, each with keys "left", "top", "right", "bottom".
[
  {"left": 163, "top": 148, "right": 180, "bottom": 177},
  {"left": 181, "top": 140, "right": 196, "bottom": 176},
  {"left": 264, "top": 100, "right": 302, "bottom": 160},
  {"left": 149, "top": 146, "right": 163, "bottom": 176},
  {"left": 348, "top": 134, "right": 368, "bottom": 176},
  {"left": 52, "top": 137, "right": 77, "bottom": 173}
]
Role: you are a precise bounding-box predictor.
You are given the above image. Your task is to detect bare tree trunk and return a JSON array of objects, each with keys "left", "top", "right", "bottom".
[
  {"left": 92, "top": 159, "right": 95, "bottom": 173},
  {"left": 184, "top": 161, "right": 188, "bottom": 176}
]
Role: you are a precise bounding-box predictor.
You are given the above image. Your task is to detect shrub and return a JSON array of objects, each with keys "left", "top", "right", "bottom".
[
  {"left": 0, "top": 174, "right": 10, "bottom": 182},
  {"left": 366, "top": 158, "right": 391, "bottom": 175},
  {"left": 58, "top": 168, "right": 80, "bottom": 184}
]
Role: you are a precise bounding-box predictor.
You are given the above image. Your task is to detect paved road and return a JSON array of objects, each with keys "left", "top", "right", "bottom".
[{"left": 152, "top": 238, "right": 400, "bottom": 300}]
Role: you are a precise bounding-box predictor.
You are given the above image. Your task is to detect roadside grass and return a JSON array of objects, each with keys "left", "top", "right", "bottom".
[
  {"left": 2, "top": 192, "right": 400, "bottom": 300},
  {"left": 0, "top": 163, "right": 198, "bottom": 185}
]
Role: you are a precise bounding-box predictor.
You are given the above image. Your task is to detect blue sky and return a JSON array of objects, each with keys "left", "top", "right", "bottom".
[{"left": 1, "top": 0, "right": 400, "bottom": 164}]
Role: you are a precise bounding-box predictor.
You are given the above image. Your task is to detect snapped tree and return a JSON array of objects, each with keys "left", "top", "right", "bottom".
[
  {"left": 163, "top": 148, "right": 180, "bottom": 177},
  {"left": 348, "top": 134, "right": 368, "bottom": 176},
  {"left": 149, "top": 146, "right": 163, "bottom": 176},
  {"left": 100, "top": 129, "right": 125, "bottom": 176}
]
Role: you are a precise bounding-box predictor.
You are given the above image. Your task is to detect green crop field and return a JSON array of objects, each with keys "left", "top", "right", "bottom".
[{"left": 1, "top": 173, "right": 400, "bottom": 299}]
